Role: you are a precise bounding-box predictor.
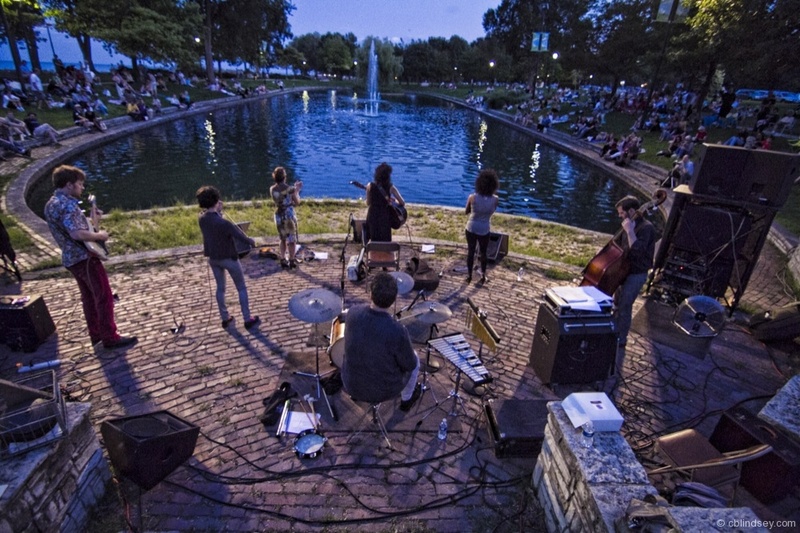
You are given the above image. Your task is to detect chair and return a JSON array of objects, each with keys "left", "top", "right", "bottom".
[
  {"left": 364, "top": 241, "right": 400, "bottom": 271},
  {"left": 648, "top": 428, "right": 773, "bottom": 504}
]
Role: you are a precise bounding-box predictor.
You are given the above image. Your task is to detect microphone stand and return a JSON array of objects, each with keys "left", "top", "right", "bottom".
[{"left": 339, "top": 214, "right": 353, "bottom": 308}]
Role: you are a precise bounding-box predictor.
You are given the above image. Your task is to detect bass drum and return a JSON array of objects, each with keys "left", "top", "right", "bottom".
[{"left": 327, "top": 310, "right": 347, "bottom": 368}]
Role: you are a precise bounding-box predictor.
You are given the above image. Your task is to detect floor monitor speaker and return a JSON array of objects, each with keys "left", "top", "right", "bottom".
[
  {"left": 0, "top": 295, "right": 55, "bottom": 352},
  {"left": 101, "top": 410, "right": 199, "bottom": 490},
  {"left": 487, "top": 232, "right": 508, "bottom": 263}
]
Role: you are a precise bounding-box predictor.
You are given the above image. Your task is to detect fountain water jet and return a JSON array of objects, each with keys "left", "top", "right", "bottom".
[{"left": 364, "top": 41, "right": 380, "bottom": 116}]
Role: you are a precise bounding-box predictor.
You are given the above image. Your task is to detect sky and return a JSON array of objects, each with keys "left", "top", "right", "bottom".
[{"left": 1, "top": 0, "right": 498, "bottom": 67}]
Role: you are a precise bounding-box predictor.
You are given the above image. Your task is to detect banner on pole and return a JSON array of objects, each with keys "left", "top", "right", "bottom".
[
  {"left": 656, "top": 0, "right": 689, "bottom": 23},
  {"left": 531, "top": 32, "right": 549, "bottom": 52}
]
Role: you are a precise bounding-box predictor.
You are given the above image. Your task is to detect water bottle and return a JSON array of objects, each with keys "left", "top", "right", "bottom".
[
  {"left": 17, "top": 359, "right": 62, "bottom": 373},
  {"left": 517, "top": 267, "right": 524, "bottom": 282},
  {"left": 437, "top": 418, "right": 448, "bottom": 441},
  {"left": 581, "top": 421, "right": 595, "bottom": 448}
]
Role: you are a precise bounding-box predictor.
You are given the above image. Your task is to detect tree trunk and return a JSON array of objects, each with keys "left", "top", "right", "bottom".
[
  {"left": 0, "top": 3, "right": 25, "bottom": 84},
  {"left": 692, "top": 59, "right": 718, "bottom": 127},
  {"left": 131, "top": 56, "right": 140, "bottom": 83},
  {"left": 23, "top": 31, "right": 42, "bottom": 71},
  {"left": 76, "top": 34, "right": 95, "bottom": 71},
  {"left": 203, "top": 4, "right": 215, "bottom": 84}
]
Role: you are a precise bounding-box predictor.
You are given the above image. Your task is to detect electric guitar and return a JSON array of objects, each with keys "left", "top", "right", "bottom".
[
  {"left": 350, "top": 180, "right": 407, "bottom": 229},
  {"left": 83, "top": 194, "right": 109, "bottom": 261}
]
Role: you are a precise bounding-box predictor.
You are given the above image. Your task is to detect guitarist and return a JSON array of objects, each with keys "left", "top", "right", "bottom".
[
  {"left": 365, "top": 162, "right": 406, "bottom": 242},
  {"left": 613, "top": 195, "right": 657, "bottom": 352},
  {"left": 44, "top": 165, "right": 137, "bottom": 349}
]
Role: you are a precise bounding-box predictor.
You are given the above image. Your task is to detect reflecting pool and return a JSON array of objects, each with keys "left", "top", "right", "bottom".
[{"left": 29, "top": 91, "right": 630, "bottom": 233}]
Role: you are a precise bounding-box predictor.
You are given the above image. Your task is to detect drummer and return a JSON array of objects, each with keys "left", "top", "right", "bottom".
[{"left": 342, "top": 272, "right": 422, "bottom": 411}]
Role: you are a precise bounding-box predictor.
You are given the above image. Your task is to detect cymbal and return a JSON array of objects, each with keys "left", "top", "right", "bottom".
[
  {"left": 289, "top": 288, "right": 342, "bottom": 323},
  {"left": 413, "top": 302, "right": 452, "bottom": 324},
  {"left": 389, "top": 271, "right": 414, "bottom": 294}
]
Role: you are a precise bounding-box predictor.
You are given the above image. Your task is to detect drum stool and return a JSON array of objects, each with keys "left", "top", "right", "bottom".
[{"left": 347, "top": 399, "right": 393, "bottom": 450}]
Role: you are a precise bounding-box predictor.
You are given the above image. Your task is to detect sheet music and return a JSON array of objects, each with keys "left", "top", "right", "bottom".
[{"left": 549, "top": 286, "right": 612, "bottom": 312}]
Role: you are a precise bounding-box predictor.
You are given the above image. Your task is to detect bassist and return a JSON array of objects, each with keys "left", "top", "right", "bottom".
[
  {"left": 365, "top": 162, "right": 406, "bottom": 242},
  {"left": 614, "top": 195, "right": 657, "bottom": 351}
]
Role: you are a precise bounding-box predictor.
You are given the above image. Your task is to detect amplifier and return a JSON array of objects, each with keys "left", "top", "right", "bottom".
[
  {"left": 529, "top": 303, "right": 616, "bottom": 384},
  {"left": 483, "top": 399, "right": 548, "bottom": 458},
  {"left": 0, "top": 295, "right": 55, "bottom": 352},
  {"left": 347, "top": 247, "right": 366, "bottom": 282}
]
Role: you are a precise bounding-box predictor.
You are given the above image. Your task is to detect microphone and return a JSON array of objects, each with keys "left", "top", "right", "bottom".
[{"left": 349, "top": 180, "right": 357, "bottom": 185}]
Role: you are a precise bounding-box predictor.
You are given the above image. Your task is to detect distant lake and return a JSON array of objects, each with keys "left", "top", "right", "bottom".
[{"left": 28, "top": 91, "right": 632, "bottom": 234}]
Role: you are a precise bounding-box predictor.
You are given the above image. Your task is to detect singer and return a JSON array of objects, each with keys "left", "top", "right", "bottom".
[{"left": 196, "top": 185, "right": 260, "bottom": 330}]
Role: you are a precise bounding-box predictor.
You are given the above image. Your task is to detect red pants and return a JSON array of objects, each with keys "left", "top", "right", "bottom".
[{"left": 68, "top": 257, "right": 119, "bottom": 344}]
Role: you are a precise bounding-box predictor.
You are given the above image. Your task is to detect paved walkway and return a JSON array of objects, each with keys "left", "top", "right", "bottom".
[{"left": 1, "top": 91, "right": 798, "bottom": 531}]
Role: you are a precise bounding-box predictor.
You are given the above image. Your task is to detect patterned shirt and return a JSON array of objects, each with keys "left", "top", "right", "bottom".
[{"left": 44, "top": 189, "right": 90, "bottom": 268}]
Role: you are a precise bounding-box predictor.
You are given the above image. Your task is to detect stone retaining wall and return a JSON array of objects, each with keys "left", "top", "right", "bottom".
[
  {"left": 0, "top": 402, "right": 110, "bottom": 533},
  {"left": 532, "top": 402, "right": 768, "bottom": 532}
]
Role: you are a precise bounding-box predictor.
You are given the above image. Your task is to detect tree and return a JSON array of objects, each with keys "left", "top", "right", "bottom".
[
  {"left": 318, "top": 32, "right": 352, "bottom": 77},
  {"left": 483, "top": 0, "right": 591, "bottom": 88},
  {"left": 90, "top": 1, "right": 202, "bottom": 79},
  {"left": 44, "top": 0, "right": 103, "bottom": 70},
  {"left": 291, "top": 32, "right": 321, "bottom": 75},
  {"left": 583, "top": 0, "right": 659, "bottom": 90},
  {"left": 275, "top": 45, "right": 304, "bottom": 77}
]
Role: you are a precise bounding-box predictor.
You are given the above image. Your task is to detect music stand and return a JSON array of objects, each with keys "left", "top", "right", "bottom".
[
  {"left": 288, "top": 288, "right": 342, "bottom": 420},
  {"left": 463, "top": 297, "right": 501, "bottom": 396}
]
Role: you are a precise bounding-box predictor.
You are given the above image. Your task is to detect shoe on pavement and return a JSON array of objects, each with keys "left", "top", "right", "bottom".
[
  {"left": 399, "top": 383, "right": 422, "bottom": 412},
  {"left": 103, "top": 336, "right": 138, "bottom": 349},
  {"left": 222, "top": 316, "right": 235, "bottom": 328},
  {"left": 244, "top": 316, "right": 261, "bottom": 329}
]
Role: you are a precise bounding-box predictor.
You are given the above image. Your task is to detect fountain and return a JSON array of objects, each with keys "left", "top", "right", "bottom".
[{"left": 364, "top": 40, "right": 380, "bottom": 116}]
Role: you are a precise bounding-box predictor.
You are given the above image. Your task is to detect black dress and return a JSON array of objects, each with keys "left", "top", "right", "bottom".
[{"left": 366, "top": 183, "right": 393, "bottom": 242}]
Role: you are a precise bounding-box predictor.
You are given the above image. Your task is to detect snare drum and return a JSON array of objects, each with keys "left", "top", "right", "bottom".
[{"left": 327, "top": 310, "right": 348, "bottom": 368}]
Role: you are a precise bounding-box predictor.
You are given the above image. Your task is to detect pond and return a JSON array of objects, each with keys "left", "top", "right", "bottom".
[{"left": 29, "top": 91, "right": 631, "bottom": 234}]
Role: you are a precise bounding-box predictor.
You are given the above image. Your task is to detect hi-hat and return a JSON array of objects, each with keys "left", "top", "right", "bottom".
[
  {"left": 289, "top": 288, "right": 342, "bottom": 323},
  {"left": 413, "top": 302, "right": 452, "bottom": 324},
  {"left": 389, "top": 271, "right": 414, "bottom": 295}
]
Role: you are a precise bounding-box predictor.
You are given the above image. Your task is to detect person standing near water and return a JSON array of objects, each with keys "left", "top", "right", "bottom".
[
  {"left": 464, "top": 169, "right": 499, "bottom": 284},
  {"left": 366, "top": 162, "right": 405, "bottom": 242},
  {"left": 269, "top": 166, "right": 303, "bottom": 269}
]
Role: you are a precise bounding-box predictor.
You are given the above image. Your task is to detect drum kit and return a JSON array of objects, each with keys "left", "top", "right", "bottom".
[
  {"left": 288, "top": 288, "right": 342, "bottom": 420},
  {"left": 286, "top": 277, "right": 454, "bottom": 456}
]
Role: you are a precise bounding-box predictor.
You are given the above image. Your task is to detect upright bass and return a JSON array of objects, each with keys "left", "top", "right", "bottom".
[{"left": 579, "top": 189, "right": 667, "bottom": 296}]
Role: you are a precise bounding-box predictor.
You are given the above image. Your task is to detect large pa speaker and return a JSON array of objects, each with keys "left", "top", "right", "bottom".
[
  {"left": 690, "top": 144, "right": 750, "bottom": 200},
  {"left": 672, "top": 204, "right": 750, "bottom": 259},
  {"left": 487, "top": 232, "right": 509, "bottom": 263},
  {"left": 0, "top": 295, "right": 56, "bottom": 352},
  {"left": 740, "top": 149, "right": 799, "bottom": 208},
  {"left": 528, "top": 303, "right": 616, "bottom": 384},
  {"left": 101, "top": 411, "right": 199, "bottom": 490},
  {"left": 691, "top": 144, "right": 799, "bottom": 206},
  {"left": 710, "top": 406, "right": 800, "bottom": 503}
]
